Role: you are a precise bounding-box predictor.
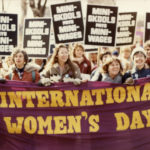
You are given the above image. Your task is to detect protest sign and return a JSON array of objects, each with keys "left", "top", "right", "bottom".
[
  {"left": 23, "top": 18, "right": 51, "bottom": 58},
  {"left": 1, "top": 78, "right": 150, "bottom": 150},
  {"left": 144, "top": 13, "right": 150, "bottom": 42},
  {"left": 51, "top": 1, "right": 84, "bottom": 44},
  {"left": 116, "top": 12, "right": 137, "bottom": 46},
  {"left": 0, "top": 14, "right": 17, "bottom": 56},
  {"left": 85, "top": 5, "right": 118, "bottom": 46}
]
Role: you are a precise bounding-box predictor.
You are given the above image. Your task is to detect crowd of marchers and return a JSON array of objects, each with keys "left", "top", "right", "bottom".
[{"left": 0, "top": 40, "right": 150, "bottom": 86}]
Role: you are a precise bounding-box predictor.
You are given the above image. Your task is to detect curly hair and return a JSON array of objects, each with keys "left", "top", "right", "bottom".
[
  {"left": 11, "top": 47, "right": 28, "bottom": 65},
  {"left": 102, "top": 57, "right": 123, "bottom": 75}
]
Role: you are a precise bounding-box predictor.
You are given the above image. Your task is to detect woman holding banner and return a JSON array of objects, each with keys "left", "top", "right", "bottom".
[
  {"left": 91, "top": 56, "right": 132, "bottom": 84},
  {"left": 124, "top": 47, "right": 150, "bottom": 80},
  {"left": 5, "top": 48, "right": 40, "bottom": 83},
  {"left": 39, "top": 44, "right": 82, "bottom": 86}
]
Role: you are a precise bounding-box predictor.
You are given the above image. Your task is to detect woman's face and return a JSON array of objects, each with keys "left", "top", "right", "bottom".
[
  {"left": 123, "top": 50, "right": 131, "bottom": 59},
  {"left": 133, "top": 52, "right": 146, "bottom": 69},
  {"left": 7, "top": 57, "right": 14, "bottom": 66},
  {"left": 75, "top": 47, "right": 84, "bottom": 58},
  {"left": 14, "top": 52, "right": 25, "bottom": 68},
  {"left": 58, "top": 47, "right": 69, "bottom": 64},
  {"left": 102, "top": 54, "right": 111, "bottom": 63},
  {"left": 108, "top": 60, "right": 120, "bottom": 78},
  {"left": 90, "top": 53, "right": 97, "bottom": 62}
]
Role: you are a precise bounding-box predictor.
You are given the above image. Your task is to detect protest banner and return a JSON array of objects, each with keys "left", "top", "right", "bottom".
[
  {"left": 1, "top": 77, "right": 150, "bottom": 150},
  {"left": 85, "top": 5, "right": 118, "bottom": 46},
  {"left": 23, "top": 18, "right": 51, "bottom": 58},
  {"left": 144, "top": 13, "right": 150, "bottom": 42},
  {"left": 0, "top": 14, "right": 18, "bottom": 56},
  {"left": 116, "top": 12, "right": 137, "bottom": 46},
  {"left": 51, "top": 1, "right": 84, "bottom": 44}
]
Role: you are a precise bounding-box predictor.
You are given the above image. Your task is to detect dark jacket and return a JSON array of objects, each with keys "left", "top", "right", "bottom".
[{"left": 123, "top": 67, "right": 150, "bottom": 81}]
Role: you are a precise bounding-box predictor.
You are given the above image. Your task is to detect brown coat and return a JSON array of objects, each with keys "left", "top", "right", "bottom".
[
  {"left": 5, "top": 63, "right": 40, "bottom": 83},
  {"left": 41, "top": 63, "right": 81, "bottom": 80}
]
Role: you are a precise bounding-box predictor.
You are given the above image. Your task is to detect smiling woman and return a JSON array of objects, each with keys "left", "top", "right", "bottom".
[
  {"left": 4, "top": 47, "right": 40, "bottom": 83},
  {"left": 123, "top": 47, "right": 150, "bottom": 80},
  {"left": 91, "top": 56, "right": 124, "bottom": 83},
  {"left": 40, "top": 44, "right": 82, "bottom": 86}
]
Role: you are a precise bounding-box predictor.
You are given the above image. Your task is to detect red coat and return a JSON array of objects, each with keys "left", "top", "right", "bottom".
[
  {"left": 74, "top": 56, "right": 91, "bottom": 74},
  {"left": 5, "top": 63, "right": 40, "bottom": 83}
]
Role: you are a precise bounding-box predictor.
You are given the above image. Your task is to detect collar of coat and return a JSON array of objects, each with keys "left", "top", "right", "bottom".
[
  {"left": 52, "top": 63, "right": 71, "bottom": 74},
  {"left": 11, "top": 62, "right": 40, "bottom": 73}
]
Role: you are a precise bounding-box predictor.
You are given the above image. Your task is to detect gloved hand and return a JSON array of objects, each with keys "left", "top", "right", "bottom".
[
  {"left": 50, "top": 75, "right": 61, "bottom": 83},
  {"left": 38, "top": 78, "right": 51, "bottom": 86},
  {"left": 63, "top": 77, "right": 81, "bottom": 85},
  {"left": 0, "top": 78, "right": 6, "bottom": 84}
]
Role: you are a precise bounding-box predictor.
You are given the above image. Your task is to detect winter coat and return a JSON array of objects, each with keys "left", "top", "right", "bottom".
[
  {"left": 123, "top": 66, "right": 150, "bottom": 80},
  {"left": 41, "top": 63, "right": 81, "bottom": 80},
  {"left": 5, "top": 63, "right": 40, "bottom": 83},
  {"left": 74, "top": 56, "right": 91, "bottom": 74}
]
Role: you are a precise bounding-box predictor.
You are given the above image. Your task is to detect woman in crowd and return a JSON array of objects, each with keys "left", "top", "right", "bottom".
[
  {"left": 119, "top": 46, "right": 132, "bottom": 73},
  {"left": 40, "top": 44, "right": 82, "bottom": 86},
  {"left": 88, "top": 52, "right": 98, "bottom": 71},
  {"left": 0, "top": 56, "right": 14, "bottom": 78},
  {"left": 144, "top": 40, "right": 150, "bottom": 67},
  {"left": 5, "top": 48, "right": 40, "bottom": 83},
  {"left": 71, "top": 43, "right": 91, "bottom": 74},
  {"left": 90, "top": 49, "right": 112, "bottom": 79},
  {"left": 91, "top": 56, "right": 124, "bottom": 83},
  {"left": 124, "top": 47, "right": 150, "bottom": 80}
]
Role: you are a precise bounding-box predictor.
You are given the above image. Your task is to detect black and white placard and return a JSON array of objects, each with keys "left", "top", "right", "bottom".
[
  {"left": 144, "top": 13, "right": 150, "bottom": 42},
  {"left": 116, "top": 12, "right": 137, "bottom": 46},
  {"left": 51, "top": 1, "right": 84, "bottom": 44},
  {"left": 23, "top": 18, "right": 51, "bottom": 58},
  {"left": 0, "top": 14, "right": 18, "bottom": 56},
  {"left": 85, "top": 5, "right": 118, "bottom": 46}
]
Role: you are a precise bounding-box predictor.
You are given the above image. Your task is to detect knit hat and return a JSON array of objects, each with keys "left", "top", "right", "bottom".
[{"left": 131, "top": 47, "right": 146, "bottom": 60}]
